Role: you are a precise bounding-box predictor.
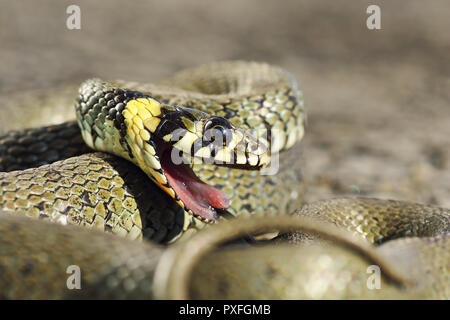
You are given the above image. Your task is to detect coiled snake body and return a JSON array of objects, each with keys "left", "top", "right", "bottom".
[{"left": 0, "top": 61, "right": 448, "bottom": 299}]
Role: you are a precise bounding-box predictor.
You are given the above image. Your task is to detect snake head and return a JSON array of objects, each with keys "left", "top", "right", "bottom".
[
  {"left": 143, "top": 105, "right": 270, "bottom": 223},
  {"left": 156, "top": 106, "right": 270, "bottom": 169}
]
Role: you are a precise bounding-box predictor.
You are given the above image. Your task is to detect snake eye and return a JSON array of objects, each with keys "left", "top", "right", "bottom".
[
  {"left": 203, "top": 117, "right": 233, "bottom": 145},
  {"left": 204, "top": 117, "right": 231, "bottom": 132}
]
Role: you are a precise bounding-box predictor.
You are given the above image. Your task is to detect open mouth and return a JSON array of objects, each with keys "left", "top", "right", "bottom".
[{"left": 158, "top": 141, "right": 230, "bottom": 222}]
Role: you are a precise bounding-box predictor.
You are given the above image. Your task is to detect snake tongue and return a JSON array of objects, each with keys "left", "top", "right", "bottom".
[{"left": 161, "top": 150, "right": 230, "bottom": 221}]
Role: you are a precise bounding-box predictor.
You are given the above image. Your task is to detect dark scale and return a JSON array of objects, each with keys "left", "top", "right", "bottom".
[
  {"left": 178, "top": 107, "right": 199, "bottom": 124},
  {"left": 220, "top": 104, "right": 238, "bottom": 120},
  {"left": 155, "top": 119, "right": 179, "bottom": 139},
  {"left": 287, "top": 88, "right": 299, "bottom": 109},
  {"left": 153, "top": 106, "right": 199, "bottom": 143},
  {"left": 78, "top": 81, "right": 144, "bottom": 135}
]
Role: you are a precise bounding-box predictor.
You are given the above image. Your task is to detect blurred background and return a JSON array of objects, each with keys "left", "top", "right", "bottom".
[{"left": 0, "top": 0, "right": 449, "bottom": 206}]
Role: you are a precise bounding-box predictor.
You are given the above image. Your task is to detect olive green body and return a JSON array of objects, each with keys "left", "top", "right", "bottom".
[{"left": 0, "top": 62, "right": 448, "bottom": 299}]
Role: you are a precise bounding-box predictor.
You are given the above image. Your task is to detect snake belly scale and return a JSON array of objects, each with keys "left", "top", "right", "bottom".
[{"left": 0, "top": 61, "right": 448, "bottom": 299}]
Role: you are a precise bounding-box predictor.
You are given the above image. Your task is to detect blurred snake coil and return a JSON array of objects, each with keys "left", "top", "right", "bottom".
[{"left": 0, "top": 61, "right": 448, "bottom": 299}]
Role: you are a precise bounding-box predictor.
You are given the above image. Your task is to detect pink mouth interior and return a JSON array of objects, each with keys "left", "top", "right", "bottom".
[{"left": 160, "top": 148, "right": 230, "bottom": 221}]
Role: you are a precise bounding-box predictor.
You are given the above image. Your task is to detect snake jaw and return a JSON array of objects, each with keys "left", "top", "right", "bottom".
[
  {"left": 152, "top": 125, "right": 269, "bottom": 222},
  {"left": 153, "top": 117, "right": 270, "bottom": 222}
]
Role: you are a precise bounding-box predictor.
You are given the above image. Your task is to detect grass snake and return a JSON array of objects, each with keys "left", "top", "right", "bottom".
[{"left": 0, "top": 61, "right": 448, "bottom": 299}]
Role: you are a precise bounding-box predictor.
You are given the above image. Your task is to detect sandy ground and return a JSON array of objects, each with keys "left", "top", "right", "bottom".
[{"left": 1, "top": 0, "right": 449, "bottom": 207}]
